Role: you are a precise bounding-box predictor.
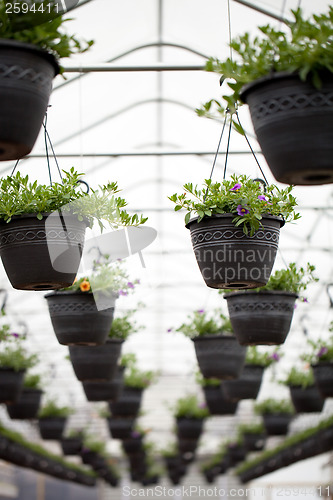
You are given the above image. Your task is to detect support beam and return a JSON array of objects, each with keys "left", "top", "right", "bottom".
[
  {"left": 61, "top": 63, "right": 204, "bottom": 73},
  {"left": 23, "top": 150, "right": 262, "bottom": 158},
  {"left": 232, "top": 0, "right": 291, "bottom": 23}
]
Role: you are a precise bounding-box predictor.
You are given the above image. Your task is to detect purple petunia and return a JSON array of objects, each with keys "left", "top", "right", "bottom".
[
  {"left": 167, "top": 328, "right": 173, "bottom": 333},
  {"left": 119, "top": 290, "right": 128, "bottom": 296},
  {"left": 11, "top": 333, "right": 19, "bottom": 338},
  {"left": 197, "top": 309, "right": 205, "bottom": 314},
  {"left": 258, "top": 195, "right": 267, "bottom": 201},
  {"left": 236, "top": 205, "right": 250, "bottom": 216},
  {"left": 317, "top": 347, "right": 328, "bottom": 358},
  {"left": 199, "top": 402, "right": 207, "bottom": 409},
  {"left": 270, "top": 352, "right": 280, "bottom": 362},
  {"left": 230, "top": 183, "right": 241, "bottom": 191},
  {"left": 127, "top": 282, "right": 135, "bottom": 289}
]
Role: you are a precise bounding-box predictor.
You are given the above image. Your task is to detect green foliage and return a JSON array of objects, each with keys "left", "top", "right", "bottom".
[
  {"left": 0, "top": 325, "right": 38, "bottom": 371},
  {"left": 195, "top": 372, "right": 221, "bottom": 387},
  {"left": 0, "top": 1, "right": 93, "bottom": 65},
  {"left": 301, "top": 336, "right": 333, "bottom": 364},
  {"left": 83, "top": 438, "right": 106, "bottom": 455},
  {"left": 108, "top": 308, "right": 143, "bottom": 340},
  {"left": 237, "top": 422, "right": 265, "bottom": 436},
  {"left": 279, "top": 367, "right": 315, "bottom": 388},
  {"left": 160, "top": 442, "right": 179, "bottom": 458},
  {"left": 172, "top": 394, "right": 210, "bottom": 419},
  {"left": 174, "top": 309, "right": 232, "bottom": 338},
  {"left": 258, "top": 262, "right": 317, "bottom": 294},
  {"left": 23, "top": 373, "right": 43, "bottom": 389},
  {"left": 254, "top": 398, "right": 295, "bottom": 415},
  {"left": 198, "top": 7, "right": 333, "bottom": 118},
  {"left": 0, "top": 324, "right": 10, "bottom": 341},
  {"left": 169, "top": 174, "right": 299, "bottom": 236},
  {"left": 0, "top": 170, "right": 148, "bottom": 230},
  {"left": 124, "top": 367, "right": 157, "bottom": 389},
  {"left": 120, "top": 353, "right": 137, "bottom": 368},
  {"left": 245, "top": 346, "right": 282, "bottom": 367},
  {"left": 38, "top": 399, "right": 73, "bottom": 418}
]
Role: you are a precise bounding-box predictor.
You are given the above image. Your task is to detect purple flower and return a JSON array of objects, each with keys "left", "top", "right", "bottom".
[
  {"left": 270, "top": 352, "right": 280, "bottom": 362},
  {"left": 127, "top": 282, "right": 135, "bottom": 289},
  {"left": 167, "top": 328, "right": 173, "bottom": 333},
  {"left": 197, "top": 309, "right": 205, "bottom": 314},
  {"left": 236, "top": 205, "right": 250, "bottom": 216},
  {"left": 11, "top": 333, "right": 19, "bottom": 338},
  {"left": 230, "top": 183, "right": 241, "bottom": 191},
  {"left": 294, "top": 303, "right": 297, "bottom": 309},
  {"left": 131, "top": 431, "right": 141, "bottom": 438},
  {"left": 317, "top": 347, "right": 328, "bottom": 358},
  {"left": 119, "top": 290, "right": 128, "bottom": 296},
  {"left": 199, "top": 402, "right": 207, "bottom": 409},
  {"left": 258, "top": 195, "right": 267, "bottom": 201},
  {"left": 303, "top": 298, "right": 309, "bottom": 303}
]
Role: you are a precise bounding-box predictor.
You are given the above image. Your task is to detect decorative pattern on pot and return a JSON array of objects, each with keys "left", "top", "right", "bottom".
[
  {"left": 38, "top": 417, "right": 67, "bottom": 440},
  {"left": 0, "top": 368, "right": 24, "bottom": 404},
  {"left": 0, "top": 40, "right": 59, "bottom": 160},
  {"left": 262, "top": 414, "right": 292, "bottom": 436},
  {"left": 225, "top": 291, "right": 297, "bottom": 345},
  {"left": 68, "top": 339, "right": 123, "bottom": 382},
  {"left": 289, "top": 385, "right": 325, "bottom": 413},
  {"left": 240, "top": 72, "right": 333, "bottom": 185},
  {"left": 109, "top": 387, "right": 143, "bottom": 417},
  {"left": 222, "top": 365, "right": 264, "bottom": 401},
  {"left": 6, "top": 388, "right": 43, "bottom": 419},
  {"left": 311, "top": 362, "right": 333, "bottom": 398},
  {"left": 203, "top": 385, "right": 239, "bottom": 415},
  {"left": 186, "top": 214, "right": 282, "bottom": 289},
  {"left": 193, "top": 334, "right": 247, "bottom": 379},
  {"left": 0, "top": 214, "right": 87, "bottom": 290},
  {"left": 45, "top": 291, "right": 117, "bottom": 345}
]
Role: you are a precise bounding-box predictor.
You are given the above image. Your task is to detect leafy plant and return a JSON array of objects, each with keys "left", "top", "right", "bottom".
[
  {"left": 23, "top": 373, "right": 43, "bottom": 390},
  {"left": 120, "top": 353, "right": 137, "bottom": 368},
  {"left": 254, "top": 398, "right": 295, "bottom": 415},
  {"left": 256, "top": 262, "right": 317, "bottom": 295},
  {"left": 245, "top": 346, "right": 282, "bottom": 367},
  {"left": 197, "top": 7, "right": 333, "bottom": 118},
  {"left": 160, "top": 442, "right": 179, "bottom": 458},
  {"left": 279, "top": 367, "right": 315, "bottom": 389},
  {"left": 0, "top": 0, "right": 93, "bottom": 66},
  {"left": 169, "top": 174, "right": 299, "bottom": 236},
  {"left": 301, "top": 336, "right": 333, "bottom": 365},
  {"left": 124, "top": 367, "right": 157, "bottom": 389},
  {"left": 0, "top": 329, "right": 38, "bottom": 371},
  {"left": 82, "top": 438, "right": 106, "bottom": 456},
  {"left": 108, "top": 308, "right": 143, "bottom": 340},
  {"left": 237, "top": 422, "right": 265, "bottom": 436},
  {"left": 172, "top": 394, "right": 210, "bottom": 419},
  {"left": 196, "top": 372, "right": 221, "bottom": 387},
  {"left": 173, "top": 309, "right": 232, "bottom": 338},
  {"left": 0, "top": 169, "right": 148, "bottom": 230},
  {"left": 38, "top": 399, "right": 73, "bottom": 418}
]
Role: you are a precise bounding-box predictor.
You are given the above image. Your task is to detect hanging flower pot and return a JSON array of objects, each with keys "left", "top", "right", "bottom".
[
  {"left": 225, "top": 291, "right": 297, "bottom": 345},
  {"left": 227, "top": 443, "right": 247, "bottom": 466},
  {"left": 312, "top": 362, "right": 333, "bottom": 398},
  {"left": 255, "top": 399, "right": 294, "bottom": 436},
  {"left": 240, "top": 72, "right": 333, "bottom": 185},
  {"left": 45, "top": 291, "right": 117, "bottom": 345},
  {"left": 289, "top": 385, "right": 325, "bottom": 413},
  {"left": 222, "top": 364, "right": 264, "bottom": 401},
  {"left": 176, "top": 418, "right": 204, "bottom": 440},
  {"left": 202, "top": 384, "right": 239, "bottom": 415},
  {"left": 170, "top": 175, "right": 298, "bottom": 289},
  {"left": 0, "top": 213, "right": 87, "bottom": 291},
  {"left": 122, "top": 434, "right": 144, "bottom": 455},
  {"left": 68, "top": 339, "right": 123, "bottom": 382},
  {"left": 0, "top": 367, "right": 24, "bottom": 404},
  {"left": 6, "top": 388, "right": 43, "bottom": 419},
  {"left": 82, "top": 366, "right": 124, "bottom": 402},
  {"left": 109, "top": 387, "right": 143, "bottom": 417},
  {"left": 193, "top": 334, "right": 247, "bottom": 379},
  {"left": 107, "top": 416, "right": 136, "bottom": 440},
  {"left": 60, "top": 437, "right": 83, "bottom": 456},
  {"left": 242, "top": 431, "right": 266, "bottom": 452},
  {"left": 38, "top": 417, "right": 67, "bottom": 440}
]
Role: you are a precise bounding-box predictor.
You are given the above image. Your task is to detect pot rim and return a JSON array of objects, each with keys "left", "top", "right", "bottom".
[
  {"left": 0, "top": 212, "right": 90, "bottom": 227},
  {"left": 192, "top": 333, "right": 237, "bottom": 342},
  {"left": 0, "top": 38, "right": 60, "bottom": 76},
  {"left": 240, "top": 70, "right": 333, "bottom": 103},
  {"left": 186, "top": 213, "right": 284, "bottom": 230},
  {"left": 311, "top": 361, "right": 333, "bottom": 368},
  {"left": 45, "top": 290, "right": 119, "bottom": 299},
  {"left": 224, "top": 290, "right": 298, "bottom": 299}
]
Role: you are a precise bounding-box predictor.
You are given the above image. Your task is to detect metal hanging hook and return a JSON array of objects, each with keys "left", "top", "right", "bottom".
[
  {"left": 76, "top": 179, "right": 90, "bottom": 194},
  {"left": 253, "top": 178, "right": 267, "bottom": 192},
  {"left": 327, "top": 284, "right": 333, "bottom": 308}
]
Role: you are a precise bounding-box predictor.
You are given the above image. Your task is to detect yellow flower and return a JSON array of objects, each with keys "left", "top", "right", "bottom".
[{"left": 80, "top": 280, "right": 91, "bottom": 292}]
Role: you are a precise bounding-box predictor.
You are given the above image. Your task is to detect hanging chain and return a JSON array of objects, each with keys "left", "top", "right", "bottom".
[{"left": 203, "top": 112, "right": 228, "bottom": 203}]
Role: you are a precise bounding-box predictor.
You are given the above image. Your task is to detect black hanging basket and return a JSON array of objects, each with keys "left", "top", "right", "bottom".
[
  {"left": 225, "top": 290, "right": 297, "bottom": 345},
  {"left": 45, "top": 291, "right": 117, "bottom": 346},
  {"left": 107, "top": 416, "right": 136, "bottom": 440},
  {"left": 311, "top": 362, "right": 333, "bottom": 398},
  {"left": 227, "top": 443, "right": 247, "bottom": 466},
  {"left": 240, "top": 72, "right": 333, "bottom": 186},
  {"left": 60, "top": 437, "right": 83, "bottom": 456},
  {"left": 109, "top": 387, "right": 143, "bottom": 417},
  {"left": 289, "top": 385, "right": 325, "bottom": 413},
  {"left": 193, "top": 334, "right": 247, "bottom": 379},
  {"left": 38, "top": 417, "right": 67, "bottom": 440},
  {"left": 242, "top": 432, "right": 266, "bottom": 452},
  {"left": 0, "top": 40, "right": 59, "bottom": 161},
  {"left": 202, "top": 385, "right": 239, "bottom": 415},
  {"left": 176, "top": 418, "right": 204, "bottom": 440},
  {"left": 0, "top": 214, "right": 87, "bottom": 291},
  {"left": 262, "top": 413, "right": 292, "bottom": 436},
  {"left": 186, "top": 214, "right": 283, "bottom": 289},
  {"left": 68, "top": 339, "right": 123, "bottom": 382},
  {"left": 6, "top": 388, "right": 43, "bottom": 419},
  {"left": 0, "top": 368, "right": 25, "bottom": 404},
  {"left": 82, "top": 366, "right": 124, "bottom": 402},
  {"left": 222, "top": 364, "right": 264, "bottom": 401}
]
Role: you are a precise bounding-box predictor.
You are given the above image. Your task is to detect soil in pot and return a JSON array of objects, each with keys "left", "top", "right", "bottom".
[
  {"left": 0, "top": 39, "right": 59, "bottom": 161},
  {"left": 290, "top": 385, "right": 325, "bottom": 413},
  {"left": 222, "top": 365, "right": 264, "bottom": 401},
  {"left": 109, "top": 387, "right": 143, "bottom": 417},
  {"left": 6, "top": 388, "right": 43, "bottom": 419},
  {"left": 225, "top": 291, "right": 297, "bottom": 345},
  {"left": 68, "top": 339, "right": 123, "bottom": 382},
  {"left": 0, "top": 214, "right": 87, "bottom": 291},
  {"left": 193, "top": 334, "right": 247, "bottom": 379},
  {"left": 203, "top": 385, "right": 239, "bottom": 415},
  {"left": 38, "top": 417, "right": 67, "bottom": 440},
  {"left": 262, "top": 413, "right": 292, "bottom": 436},
  {"left": 0, "top": 368, "right": 25, "bottom": 404},
  {"left": 312, "top": 362, "right": 333, "bottom": 398},
  {"left": 240, "top": 72, "right": 333, "bottom": 186},
  {"left": 186, "top": 214, "right": 283, "bottom": 289},
  {"left": 45, "top": 291, "right": 117, "bottom": 346}
]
